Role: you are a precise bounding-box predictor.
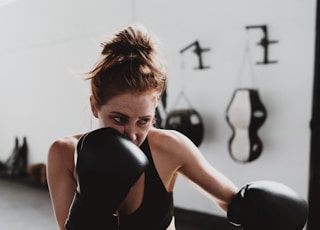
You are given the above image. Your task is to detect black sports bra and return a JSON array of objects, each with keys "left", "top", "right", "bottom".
[{"left": 119, "top": 138, "right": 174, "bottom": 230}]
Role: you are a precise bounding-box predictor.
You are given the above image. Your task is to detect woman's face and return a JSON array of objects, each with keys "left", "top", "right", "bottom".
[{"left": 91, "top": 91, "right": 159, "bottom": 146}]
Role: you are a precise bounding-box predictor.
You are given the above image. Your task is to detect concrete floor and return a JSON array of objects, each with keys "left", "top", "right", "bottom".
[{"left": 0, "top": 178, "right": 56, "bottom": 230}]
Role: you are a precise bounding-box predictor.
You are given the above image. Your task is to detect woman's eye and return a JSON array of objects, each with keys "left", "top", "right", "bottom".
[
  {"left": 114, "top": 117, "right": 127, "bottom": 124},
  {"left": 139, "top": 118, "right": 150, "bottom": 125}
]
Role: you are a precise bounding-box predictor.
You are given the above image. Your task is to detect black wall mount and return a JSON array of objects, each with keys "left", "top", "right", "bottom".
[
  {"left": 180, "top": 40, "right": 211, "bottom": 69},
  {"left": 246, "top": 25, "right": 279, "bottom": 64}
]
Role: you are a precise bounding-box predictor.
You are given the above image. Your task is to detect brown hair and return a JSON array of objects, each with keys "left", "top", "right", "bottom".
[{"left": 87, "top": 24, "right": 167, "bottom": 109}]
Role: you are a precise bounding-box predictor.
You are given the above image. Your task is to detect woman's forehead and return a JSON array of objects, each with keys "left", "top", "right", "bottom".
[{"left": 102, "top": 91, "right": 158, "bottom": 115}]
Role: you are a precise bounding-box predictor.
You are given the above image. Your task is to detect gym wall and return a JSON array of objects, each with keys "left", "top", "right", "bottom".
[{"left": 0, "top": 0, "right": 316, "bottom": 218}]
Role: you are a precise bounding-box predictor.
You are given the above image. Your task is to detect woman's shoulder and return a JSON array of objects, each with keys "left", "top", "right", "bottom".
[
  {"left": 149, "top": 128, "right": 186, "bottom": 145},
  {"left": 47, "top": 134, "right": 82, "bottom": 193},
  {"left": 147, "top": 128, "right": 201, "bottom": 177},
  {"left": 48, "top": 134, "right": 83, "bottom": 164},
  {"left": 148, "top": 128, "right": 197, "bottom": 157},
  {"left": 49, "top": 134, "right": 81, "bottom": 152},
  {"left": 150, "top": 127, "right": 196, "bottom": 143}
]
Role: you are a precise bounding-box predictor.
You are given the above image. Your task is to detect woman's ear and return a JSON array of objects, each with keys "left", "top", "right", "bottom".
[{"left": 90, "top": 96, "right": 99, "bottom": 118}]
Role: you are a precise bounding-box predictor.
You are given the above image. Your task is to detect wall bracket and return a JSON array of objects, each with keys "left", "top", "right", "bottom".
[
  {"left": 180, "top": 40, "right": 211, "bottom": 69},
  {"left": 246, "top": 25, "right": 279, "bottom": 64}
]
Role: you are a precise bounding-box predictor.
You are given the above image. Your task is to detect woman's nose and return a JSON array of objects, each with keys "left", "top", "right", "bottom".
[{"left": 124, "top": 125, "right": 138, "bottom": 142}]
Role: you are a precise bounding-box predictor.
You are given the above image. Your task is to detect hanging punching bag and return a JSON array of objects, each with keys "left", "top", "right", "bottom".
[
  {"left": 165, "top": 109, "right": 204, "bottom": 147},
  {"left": 226, "top": 88, "right": 267, "bottom": 163}
]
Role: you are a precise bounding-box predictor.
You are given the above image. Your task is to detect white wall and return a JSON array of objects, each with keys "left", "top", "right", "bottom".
[{"left": 0, "top": 0, "right": 316, "bottom": 217}]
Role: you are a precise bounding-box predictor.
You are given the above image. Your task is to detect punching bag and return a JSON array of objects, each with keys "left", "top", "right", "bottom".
[
  {"left": 165, "top": 109, "right": 204, "bottom": 147},
  {"left": 226, "top": 88, "right": 267, "bottom": 162}
]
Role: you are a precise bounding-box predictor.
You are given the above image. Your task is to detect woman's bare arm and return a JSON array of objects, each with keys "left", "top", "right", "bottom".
[
  {"left": 167, "top": 131, "right": 238, "bottom": 212},
  {"left": 47, "top": 138, "right": 78, "bottom": 230}
]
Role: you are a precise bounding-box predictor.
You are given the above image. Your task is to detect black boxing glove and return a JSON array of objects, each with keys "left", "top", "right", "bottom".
[
  {"left": 227, "top": 180, "right": 308, "bottom": 230},
  {"left": 65, "top": 127, "right": 149, "bottom": 230}
]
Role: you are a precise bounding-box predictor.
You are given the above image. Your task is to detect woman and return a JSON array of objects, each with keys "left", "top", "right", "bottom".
[{"left": 47, "top": 24, "right": 238, "bottom": 230}]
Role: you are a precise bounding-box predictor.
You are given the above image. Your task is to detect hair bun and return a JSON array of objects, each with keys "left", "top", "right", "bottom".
[{"left": 101, "top": 24, "right": 156, "bottom": 64}]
